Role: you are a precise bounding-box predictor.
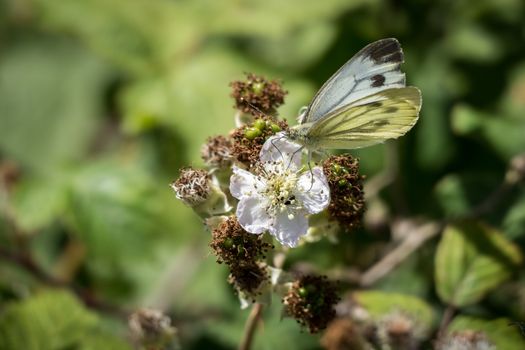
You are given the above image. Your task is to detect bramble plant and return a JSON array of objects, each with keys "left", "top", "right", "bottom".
[
  {"left": 171, "top": 74, "right": 525, "bottom": 349},
  {"left": 172, "top": 74, "right": 348, "bottom": 333},
  {"left": 2, "top": 2, "right": 525, "bottom": 350}
]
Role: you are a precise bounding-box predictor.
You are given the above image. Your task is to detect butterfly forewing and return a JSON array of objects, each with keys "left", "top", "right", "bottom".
[
  {"left": 306, "top": 87, "right": 421, "bottom": 149},
  {"left": 304, "top": 38, "right": 406, "bottom": 124}
]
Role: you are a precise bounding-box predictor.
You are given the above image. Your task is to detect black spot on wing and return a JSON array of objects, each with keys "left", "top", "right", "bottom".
[
  {"left": 371, "top": 74, "right": 385, "bottom": 87},
  {"left": 367, "top": 101, "right": 382, "bottom": 108},
  {"left": 373, "top": 120, "right": 390, "bottom": 127},
  {"left": 384, "top": 106, "right": 398, "bottom": 113},
  {"left": 362, "top": 38, "right": 404, "bottom": 64}
]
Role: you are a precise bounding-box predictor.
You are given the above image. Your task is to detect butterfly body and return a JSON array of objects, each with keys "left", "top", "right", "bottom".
[{"left": 288, "top": 38, "right": 421, "bottom": 151}]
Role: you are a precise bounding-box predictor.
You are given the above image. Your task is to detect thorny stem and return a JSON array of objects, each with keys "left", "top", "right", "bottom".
[{"left": 239, "top": 303, "right": 264, "bottom": 350}]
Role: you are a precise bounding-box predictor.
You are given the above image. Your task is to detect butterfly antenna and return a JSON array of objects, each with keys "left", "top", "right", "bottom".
[
  {"left": 239, "top": 97, "right": 268, "bottom": 118},
  {"left": 270, "top": 135, "right": 286, "bottom": 162}
]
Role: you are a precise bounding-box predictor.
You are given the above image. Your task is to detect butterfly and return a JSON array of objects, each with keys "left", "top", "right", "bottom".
[{"left": 287, "top": 38, "right": 421, "bottom": 153}]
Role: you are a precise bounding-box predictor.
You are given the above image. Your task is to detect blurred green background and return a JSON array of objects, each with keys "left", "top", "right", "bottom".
[{"left": 1, "top": 0, "right": 525, "bottom": 349}]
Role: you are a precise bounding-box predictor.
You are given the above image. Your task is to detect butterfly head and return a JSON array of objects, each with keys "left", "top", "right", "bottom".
[{"left": 287, "top": 123, "right": 317, "bottom": 149}]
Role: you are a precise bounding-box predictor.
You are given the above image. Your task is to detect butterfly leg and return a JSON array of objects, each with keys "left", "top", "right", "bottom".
[{"left": 286, "top": 145, "right": 305, "bottom": 170}]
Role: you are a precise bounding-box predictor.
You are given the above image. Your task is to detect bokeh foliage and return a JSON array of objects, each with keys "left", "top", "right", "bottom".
[{"left": 1, "top": 0, "right": 525, "bottom": 349}]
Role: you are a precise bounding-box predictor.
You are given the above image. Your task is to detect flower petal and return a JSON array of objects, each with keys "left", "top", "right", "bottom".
[
  {"left": 296, "top": 167, "right": 330, "bottom": 214},
  {"left": 269, "top": 211, "right": 308, "bottom": 248},
  {"left": 230, "top": 166, "right": 265, "bottom": 199},
  {"left": 236, "top": 196, "right": 272, "bottom": 234},
  {"left": 260, "top": 133, "right": 303, "bottom": 171}
]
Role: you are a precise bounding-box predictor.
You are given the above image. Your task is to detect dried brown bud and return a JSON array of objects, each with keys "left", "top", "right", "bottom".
[
  {"left": 171, "top": 167, "right": 231, "bottom": 216},
  {"left": 129, "top": 308, "right": 177, "bottom": 348},
  {"left": 171, "top": 168, "right": 211, "bottom": 206},
  {"left": 210, "top": 216, "right": 273, "bottom": 267},
  {"left": 321, "top": 318, "right": 368, "bottom": 350},
  {"left": 322, "top": 155, "right": 365, "bottom": 231},
  {"left": 230, "top": 73, "right": 287, "bottom": 116},
  {"left": 228, "top": 261, "right": 270, "bottom": 297},
  {"left": 436, "top": 330, "right": 495, "bottom": 350},
  {"left": 283, "top": 275, "right": 340, "bottom": 333},
  {"left": 230, "top": 116, "right": 288, "bottom": 168},
  {"left": 378, "top": 311, "right": 418, "bottom": 350},
  {"left": 201, "top": 135, "right": 233, "bottom": 168}
]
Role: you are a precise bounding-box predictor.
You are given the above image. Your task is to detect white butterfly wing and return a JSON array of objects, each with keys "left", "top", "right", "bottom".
[
  {"left": 305, "top": 87, "right": 421, "bottom": 149},
  {"left": 303, "top": 38, "right": 406, "bottom": 124}
]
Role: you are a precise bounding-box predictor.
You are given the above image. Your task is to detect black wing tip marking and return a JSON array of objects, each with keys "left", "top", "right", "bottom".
[
  {"left": 362, "top": 38, "right": 404, "bottom": 64},
  {"left": 371, "top": 74, "right": 386, "bottom": 87}
]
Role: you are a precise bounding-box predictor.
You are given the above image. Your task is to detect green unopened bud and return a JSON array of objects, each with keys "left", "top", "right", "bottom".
[
  {"left": 244, "top": 127, "right": 262, "bottom": 140},
  {"left": 223, "top": 238, "right": 234, "bottom": 249},
  {"left": 270, "top": 123, "right": 281, "bottom": 132},
  {"left": 252, "top": 82, "right": 264, "bottom": 95},
  {"left": 338, "top": 179, "right": 348, "bottom": 187},
  {"left": 298, "top": 287, "right": 308, "bottom": 297},
  {"left": 253, "top": 119, "right": 266, "bottom": 131}
]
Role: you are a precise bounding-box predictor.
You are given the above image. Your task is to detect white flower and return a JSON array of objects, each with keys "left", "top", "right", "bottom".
[{"left": 229, "top": 133, "right": 330, "bottom": 247}]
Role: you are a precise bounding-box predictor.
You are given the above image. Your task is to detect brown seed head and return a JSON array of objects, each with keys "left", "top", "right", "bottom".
[
  {"left": 230, "top": 116, "right": 288, "bottom": 168},
  {"left": 201, "top": 135, "right": 233, "bottom": 168},
  {"left": 210, "top": 216, "right": 273, "bottom": 267},
  {"left": 230, "top": 73, "right": 287, "bottom": 116},
  {"left": 283, "top": 275, "right": 340, "bottom": 334},
  {"left": 170, "top": 167, "right": 211, "bottom": 206},
  {"left": 322, "top": 154, "right": 365, "bottom": 231}
]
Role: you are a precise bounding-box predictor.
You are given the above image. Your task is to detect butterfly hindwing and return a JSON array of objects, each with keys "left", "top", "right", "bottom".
[
  {"left": 306, "top": 87, "right": 421, "bottom": 149},
  {"left": 303, "top": 38, "right": 406, "bottom": 124}
]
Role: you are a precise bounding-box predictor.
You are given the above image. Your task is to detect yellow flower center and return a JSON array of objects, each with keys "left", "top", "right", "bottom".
[{"left": 264, "top": 169, "right": 299, "bottom": 215}]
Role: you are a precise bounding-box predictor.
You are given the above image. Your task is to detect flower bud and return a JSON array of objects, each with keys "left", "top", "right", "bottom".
[
  {"left": 230, "top": 116, "right": 288, "bottom": 168},
  {"left": 436, "top": 330, "right": 495, "bottom": 350},
  {"left": 171, "top": 168, "right": 231, "bottom": 217},
  {"left": 321, "top": 318, "right": 368, "bottom": 350},
  {"left": 377, "top": 311, "right": 418, "bottom": 350},
  {"left": 129, "top": 308, "right": 178, "bottom": 349},
  {"left": 322, "top": 154, "right": 365, "bottom": 231},
  {"left": 283, "top": 274, "right": 340, "bottom": 333},
  {"left": 230, "top": 73, "right": 287, "bottom": 116},
  {"left": 201, "top": 135, "right": 233, "bottom": 169}
]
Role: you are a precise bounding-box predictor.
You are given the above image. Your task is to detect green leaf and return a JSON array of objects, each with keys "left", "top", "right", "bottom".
[
  {"left": 247, "top": 21, "right": 337, "bottom": 71},
  {"left": 434, "top": 175, "right": 472, "bottom": 217},
  {"left": 0, "top": 37, "right": 111, "bottom": 173},
  {"left": 64, "top": 160, "right": 197, "bottom": 299},
  {"left": 503, "top": 193, "right": 525, "bottom": 239},
  {"left": 120, "top": 47, "right": 314, "bottom": 160},
  {"left": 353, "top": 291, "right": 436, "bottom": 334},
  {"left": 434, "top": 173, "right": 501, "bottom": 218},
  {"left": 9, "top": 176, "right": 69, "bottom": 233},
  {"left": 413, "top": 51, "right": 458, "bottom": 170},
  {"left": 452, "top": 104, "right": 525, "bottom": 161},
  {"left": 0, "top": 290, "right": 131, "bottom": 350},
  {"left": 445, "top": 24, "right": 502, "bottom": 63},
  {"left": 448, "top": 316, "right": 525, "bottom": 350},
  {"left": 435, "top": 222, "right": 523, "bottom": 307}
]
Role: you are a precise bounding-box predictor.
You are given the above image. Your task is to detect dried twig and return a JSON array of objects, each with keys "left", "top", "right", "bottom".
[
  {"left": 360, "top": 221, "right": 442, "bottom": 286},
  {"left": 359, "top": 152, "right": 525, "bottom": 287}
]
